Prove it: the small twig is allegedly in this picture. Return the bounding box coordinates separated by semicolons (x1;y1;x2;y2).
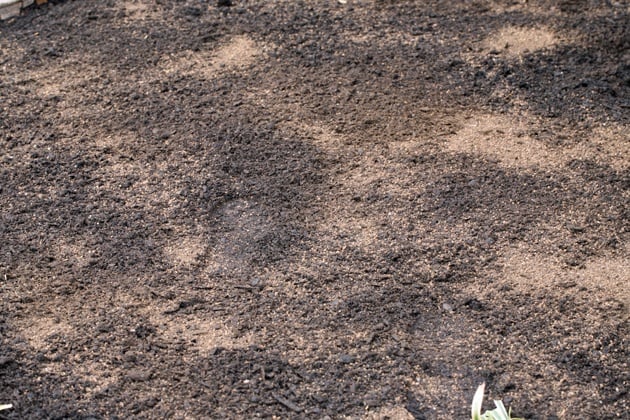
163;299;205;314
293;278;309;285
272;393;303;413
150;290;169;299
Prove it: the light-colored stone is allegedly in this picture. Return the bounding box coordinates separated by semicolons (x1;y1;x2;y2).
0;0;41;20
0;0;21;20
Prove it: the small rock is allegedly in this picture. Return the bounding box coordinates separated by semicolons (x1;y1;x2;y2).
442;303;454;312
182;6;201;16
134;324;155;339
127;369;152;382
0;356;14;367
463;298;483;310
142;397;159;408
97;323;112;333
567;224;585;233
35;352;50;363
338;354;355;364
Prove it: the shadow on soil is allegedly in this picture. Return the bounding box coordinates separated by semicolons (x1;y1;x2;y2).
1;0;628;418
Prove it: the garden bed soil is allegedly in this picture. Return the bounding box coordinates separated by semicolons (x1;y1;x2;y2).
0;0;628;418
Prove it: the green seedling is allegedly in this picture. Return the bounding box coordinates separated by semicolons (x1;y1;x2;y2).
472;383;523;420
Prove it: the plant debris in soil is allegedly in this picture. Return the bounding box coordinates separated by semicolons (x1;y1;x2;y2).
0;0;628;418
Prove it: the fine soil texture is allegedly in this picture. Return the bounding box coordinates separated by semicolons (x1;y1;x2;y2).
1;0;628;418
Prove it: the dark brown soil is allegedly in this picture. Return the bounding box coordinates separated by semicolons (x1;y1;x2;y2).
1;0;628;418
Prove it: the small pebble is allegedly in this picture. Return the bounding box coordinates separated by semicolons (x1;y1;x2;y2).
338;354;355;364
127;369;152;382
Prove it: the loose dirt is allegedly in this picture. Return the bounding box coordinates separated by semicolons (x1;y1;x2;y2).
1;0;628;418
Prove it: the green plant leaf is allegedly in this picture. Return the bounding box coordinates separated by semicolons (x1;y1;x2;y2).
472;383;486;420
487;400;510;420
471;384;524;420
